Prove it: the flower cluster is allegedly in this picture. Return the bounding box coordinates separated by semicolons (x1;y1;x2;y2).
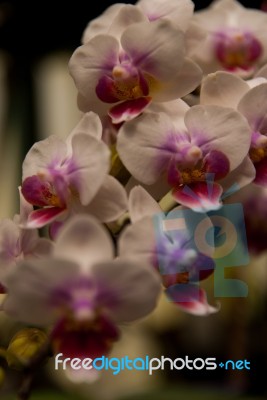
1;0;267;386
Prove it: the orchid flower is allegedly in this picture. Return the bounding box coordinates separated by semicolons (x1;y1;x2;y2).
192;0;267;77
20;112;127;232
69;19;202;124
201;71;267;186
3;215;161;359
119;186;217;316
82;0;195;43
0;192;53;292
117;101;253;211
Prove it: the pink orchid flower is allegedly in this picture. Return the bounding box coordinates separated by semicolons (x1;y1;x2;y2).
192;0;267;77
69;19;202;124
117;101;253;211
3;215;161;359
20;112;127;232
201;71;267;186
119;186;218;316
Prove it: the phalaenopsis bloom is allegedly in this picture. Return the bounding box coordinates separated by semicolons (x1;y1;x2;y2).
3;216;161;358
1;1;266;395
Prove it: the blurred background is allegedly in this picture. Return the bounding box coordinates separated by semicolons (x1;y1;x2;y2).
0;1;267;399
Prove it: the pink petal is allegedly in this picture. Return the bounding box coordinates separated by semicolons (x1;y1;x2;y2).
109;97;152;124
27;207;67;229
254;158;267;185
173;181;223;212
96;75;120;103
166;284;219;316
21;176;53;207
204;150;230;180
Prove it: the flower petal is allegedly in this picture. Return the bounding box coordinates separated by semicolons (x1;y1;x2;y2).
118;217;156;267
69;34;120;110
185;105;251;170
80;175;128;223
92;258;161;323
151;58;202;102
129;186;161;223
121;20;185;80
138;0;194;31
54;215;114;271
108;5;148;38
165;284;219;316
220;156;256;195
200;71;249;108
173;181;223;212
3;259;79;325
26;207;67;229
117;112;175;184
69;133;110;205
82;4;124;43
237;82;267;131
68;112;103;142
22;136;68;181
109;97;152;124
254;158;267;186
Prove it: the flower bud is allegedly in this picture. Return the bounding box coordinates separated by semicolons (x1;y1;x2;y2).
6;328;48;370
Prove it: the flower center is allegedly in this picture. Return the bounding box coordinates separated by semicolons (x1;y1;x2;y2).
214;29;262;70
181;167;206;185
249;147;267;163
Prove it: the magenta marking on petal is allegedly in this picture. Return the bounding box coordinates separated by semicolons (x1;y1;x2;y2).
49;221;64;240
254;158;267;185
203;150;230;180
166;285;218;315
213;30;263;71
173;182;223;211
96;75;119;103
109;97;152;123
27;207;66;228
21;176;52;207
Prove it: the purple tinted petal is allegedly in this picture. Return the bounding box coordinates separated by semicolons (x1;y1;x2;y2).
49;221;64;240
109;97;152;123
96;75;119;103
173;181;223;212
166;284;218;315
27;207;67;228
203;150;230;180
254;158;267;185
21;176;53;207
188;253;215;282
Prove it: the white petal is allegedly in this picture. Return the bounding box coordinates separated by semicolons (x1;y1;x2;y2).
237;83;267;131
3;258;79;325
220;157;256;195
200;72;249;109
70;133;110;205
185;105;251;170
129;186;161;223
69;35;120;104
152;58;202;102
121;20;185;81
117;112;175;184
68;112;103;143
108;5;147;38
255;64;267;79
82;4;124;43
81;175;128;223
138;0;194;31
92;258;161;322
22;136;67;180
118;217;156;267
54;215;114;271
